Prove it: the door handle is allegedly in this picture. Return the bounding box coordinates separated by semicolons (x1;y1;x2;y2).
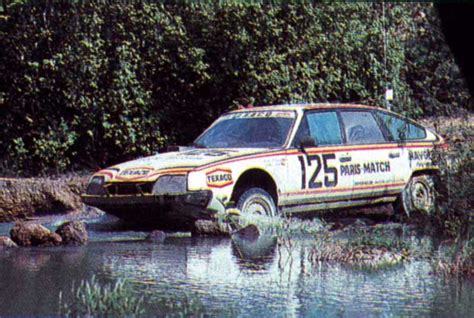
389;152;400;159
339;156;352;163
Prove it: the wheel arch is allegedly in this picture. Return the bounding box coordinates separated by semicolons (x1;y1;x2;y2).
410;168;440;181
231;168;278;206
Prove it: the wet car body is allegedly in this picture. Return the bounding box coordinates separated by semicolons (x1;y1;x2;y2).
82;104;443;227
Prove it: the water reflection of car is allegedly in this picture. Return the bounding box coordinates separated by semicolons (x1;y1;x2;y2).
231;233;278;271
82;104;443;227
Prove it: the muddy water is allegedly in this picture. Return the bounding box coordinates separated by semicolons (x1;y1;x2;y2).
1;217;474;317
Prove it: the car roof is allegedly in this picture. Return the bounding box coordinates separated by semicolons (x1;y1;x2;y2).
230;103;388;113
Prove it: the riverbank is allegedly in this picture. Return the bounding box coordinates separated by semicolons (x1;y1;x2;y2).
0;174;97;222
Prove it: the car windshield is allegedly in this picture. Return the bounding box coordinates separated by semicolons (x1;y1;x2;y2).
195;111;295;148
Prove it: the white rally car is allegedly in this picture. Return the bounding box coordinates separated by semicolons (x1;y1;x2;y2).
82;104;443;227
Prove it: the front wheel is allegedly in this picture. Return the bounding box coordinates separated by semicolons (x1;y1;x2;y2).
395;175;436;217
237;188;277;217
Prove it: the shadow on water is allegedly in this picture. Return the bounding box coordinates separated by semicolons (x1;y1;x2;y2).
1;213;474;316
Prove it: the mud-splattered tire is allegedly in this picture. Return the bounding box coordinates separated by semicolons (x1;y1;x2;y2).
237;188;277;217
395;175;436;216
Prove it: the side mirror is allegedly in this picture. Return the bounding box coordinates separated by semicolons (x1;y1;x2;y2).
398;129;406;142
298;136;317;150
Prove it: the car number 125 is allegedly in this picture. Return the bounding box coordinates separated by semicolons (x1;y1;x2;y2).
297;153;338;189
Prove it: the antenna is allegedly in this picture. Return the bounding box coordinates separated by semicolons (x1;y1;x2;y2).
382;2;393;110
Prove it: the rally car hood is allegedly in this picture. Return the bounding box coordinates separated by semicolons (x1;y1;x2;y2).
95;147;273;182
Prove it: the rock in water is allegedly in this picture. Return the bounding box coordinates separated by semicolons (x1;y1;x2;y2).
10;222;62;246
55;221;88;245
192;220;229;237
232;224;260;242
147;230;166;243
0;236;18;248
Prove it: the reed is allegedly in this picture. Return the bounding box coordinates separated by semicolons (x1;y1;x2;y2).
58;276;144;317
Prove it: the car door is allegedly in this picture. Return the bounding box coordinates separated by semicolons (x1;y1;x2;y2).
338;109;399;200
375;110;429;185
282;110;353;208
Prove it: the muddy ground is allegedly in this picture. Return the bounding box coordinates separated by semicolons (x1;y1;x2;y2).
0;175;88;222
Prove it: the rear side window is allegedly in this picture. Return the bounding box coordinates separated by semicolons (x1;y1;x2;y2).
340;111;385;145
377;112;426;141
294;111;343;146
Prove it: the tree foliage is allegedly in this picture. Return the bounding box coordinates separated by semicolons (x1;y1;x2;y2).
0;1;470;175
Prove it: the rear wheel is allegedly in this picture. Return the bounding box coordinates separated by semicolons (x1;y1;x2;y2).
237;188;277;217
395;175;436;217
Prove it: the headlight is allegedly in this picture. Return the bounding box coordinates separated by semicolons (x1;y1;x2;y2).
152;175;187;195
86;176;107;195
90;176;104;185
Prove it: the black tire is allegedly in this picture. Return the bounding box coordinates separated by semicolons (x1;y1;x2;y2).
236;188;277;217
395;175;436;217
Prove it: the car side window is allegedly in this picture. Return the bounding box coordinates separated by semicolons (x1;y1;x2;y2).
377;112;426;141
340;111;385;145
295;111;342;146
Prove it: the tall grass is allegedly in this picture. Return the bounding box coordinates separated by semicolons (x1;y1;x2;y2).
58;276;144;317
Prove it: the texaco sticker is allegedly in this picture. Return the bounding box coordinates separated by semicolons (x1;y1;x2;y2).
206;168;233;188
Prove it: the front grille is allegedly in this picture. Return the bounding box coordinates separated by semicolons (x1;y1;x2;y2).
105;182;154;195
86;183;107;195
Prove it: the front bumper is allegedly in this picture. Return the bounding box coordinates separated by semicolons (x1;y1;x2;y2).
81;191;225;226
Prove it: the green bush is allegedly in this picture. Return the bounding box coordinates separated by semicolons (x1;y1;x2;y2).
0;2;470;175
432;118;473;238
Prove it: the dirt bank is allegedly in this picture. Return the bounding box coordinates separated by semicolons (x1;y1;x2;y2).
0;175;88;222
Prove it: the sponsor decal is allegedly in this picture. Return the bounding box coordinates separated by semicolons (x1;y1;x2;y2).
222;111;296;119
340;164;362;176
206;168;233;188
263;157;287;167
340;161;390;176
116;167;154;180
409;149;432;161
185;149;233;157
362;161;391;174
408;149;433;168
